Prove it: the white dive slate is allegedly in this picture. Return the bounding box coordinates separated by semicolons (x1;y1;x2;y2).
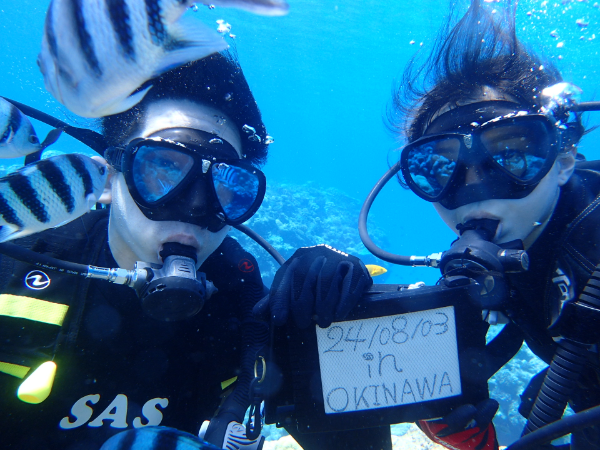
316;305;461;414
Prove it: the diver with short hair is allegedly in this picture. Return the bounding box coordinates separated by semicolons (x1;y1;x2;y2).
256;1;600;449
0;52;270;449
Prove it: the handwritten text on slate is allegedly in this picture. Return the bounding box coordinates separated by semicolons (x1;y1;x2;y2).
315;305;461;414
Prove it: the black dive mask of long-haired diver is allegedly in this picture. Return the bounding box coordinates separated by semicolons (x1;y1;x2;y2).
105;127;267;232
399;101;572;210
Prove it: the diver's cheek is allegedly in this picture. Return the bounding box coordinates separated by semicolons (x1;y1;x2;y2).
193;225;231;268
108;176;165;267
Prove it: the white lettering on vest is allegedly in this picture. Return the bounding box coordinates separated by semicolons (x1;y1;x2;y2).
88;394;129;428
59;394;100;429
133;397;169;428
60;394;170;430
552;268;573;311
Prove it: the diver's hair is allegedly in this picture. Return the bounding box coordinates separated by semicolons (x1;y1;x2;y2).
101;50;268;166
388;0;584;145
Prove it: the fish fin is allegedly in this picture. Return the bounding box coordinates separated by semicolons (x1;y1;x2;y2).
24;150;43;166
153;19;228;78
91;85;153;118
85;193;99;210
0;224;23;243
52;219;71;229
40;128;63;150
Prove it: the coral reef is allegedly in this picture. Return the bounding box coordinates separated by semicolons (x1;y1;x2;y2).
230;181;391;286
488;340;547;445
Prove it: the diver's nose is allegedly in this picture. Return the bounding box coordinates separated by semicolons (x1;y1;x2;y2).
177;177;210;215
464;165;484;185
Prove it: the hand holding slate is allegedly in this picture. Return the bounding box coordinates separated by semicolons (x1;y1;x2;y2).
253;245;373;329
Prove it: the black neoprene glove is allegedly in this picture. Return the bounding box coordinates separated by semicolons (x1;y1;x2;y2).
253;245;373;329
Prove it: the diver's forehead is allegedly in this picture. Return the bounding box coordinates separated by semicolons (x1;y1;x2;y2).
134;99;242;157
423;101;529;136
423;86;523;136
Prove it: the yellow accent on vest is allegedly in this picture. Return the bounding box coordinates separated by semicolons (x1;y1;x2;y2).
221;376;238;390
0;361;30;379
18;361;57;404
0;294;68;326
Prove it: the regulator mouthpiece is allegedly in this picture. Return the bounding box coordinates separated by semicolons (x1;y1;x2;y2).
137;243;215;321
160;242;198;263
439;219;529;310
456;218;499;241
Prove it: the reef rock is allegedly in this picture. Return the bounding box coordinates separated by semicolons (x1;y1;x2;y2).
231;181;390;286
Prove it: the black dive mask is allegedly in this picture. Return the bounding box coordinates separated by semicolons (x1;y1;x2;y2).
400;102;562;210
105;128;266;232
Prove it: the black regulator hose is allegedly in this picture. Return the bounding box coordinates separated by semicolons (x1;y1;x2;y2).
233;223;286;266
508;404;600;450
0;242;89;276
358;161;435;266
523;340;589;436
573;101;600;112
522;265;600;440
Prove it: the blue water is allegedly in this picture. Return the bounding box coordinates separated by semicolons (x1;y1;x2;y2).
1;0;598;285
0;1;599;444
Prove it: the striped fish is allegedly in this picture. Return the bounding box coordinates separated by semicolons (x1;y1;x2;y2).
213;163;240;186
100;426;220;450
0;154;108;242
0;98;41;159
38;0;288;119
38;0;228;118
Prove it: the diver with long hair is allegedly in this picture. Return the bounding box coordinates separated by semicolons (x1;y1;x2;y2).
257;1;600;449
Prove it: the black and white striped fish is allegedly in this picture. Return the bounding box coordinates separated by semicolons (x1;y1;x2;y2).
0;98;64;159
100;426;219;450
38;0;288;119
0;97;41;159
0;154;108;242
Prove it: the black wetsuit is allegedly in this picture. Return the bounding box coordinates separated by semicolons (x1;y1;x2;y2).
503;162;600;448
0;209;268;450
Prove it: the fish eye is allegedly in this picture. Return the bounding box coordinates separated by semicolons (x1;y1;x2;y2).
99;166;106;175
29;135;39;144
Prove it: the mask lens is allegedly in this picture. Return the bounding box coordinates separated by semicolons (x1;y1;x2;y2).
480;120;552;181
132;145;195;203
212;163;260;221
404;136;462;198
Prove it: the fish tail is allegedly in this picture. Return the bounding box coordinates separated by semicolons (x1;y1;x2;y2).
40;128;63;151
152;18;228;78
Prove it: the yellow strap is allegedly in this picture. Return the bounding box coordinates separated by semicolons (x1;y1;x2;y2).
0;361;30;379
221;376;238;390
0;294;68;326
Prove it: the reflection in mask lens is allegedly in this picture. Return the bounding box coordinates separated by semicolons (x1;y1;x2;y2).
480;121;550;181
405;137;461;198
212;163;259;220
133;146;195;203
